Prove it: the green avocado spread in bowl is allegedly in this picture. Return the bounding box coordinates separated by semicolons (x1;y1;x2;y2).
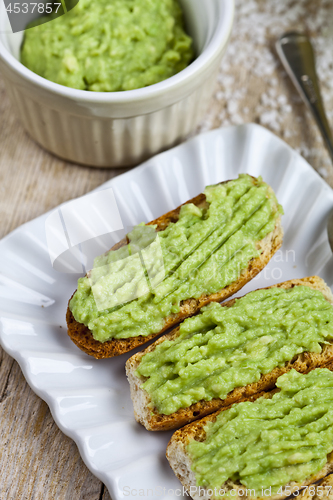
20;0;194;92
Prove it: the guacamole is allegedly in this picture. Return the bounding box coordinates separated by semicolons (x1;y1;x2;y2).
187;369;333;494
69;175;282;341
137;285;333;414
20;0;194;91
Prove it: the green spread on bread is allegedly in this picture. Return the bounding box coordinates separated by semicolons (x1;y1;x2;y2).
69;175;282;341
187;368;333;494
136;285;333;414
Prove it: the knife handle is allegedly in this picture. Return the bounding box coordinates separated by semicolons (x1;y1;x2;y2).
276;31;333;163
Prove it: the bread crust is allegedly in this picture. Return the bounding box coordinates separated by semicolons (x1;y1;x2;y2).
166;391;333;500
300;473;333;500
66;178;283;358
126;276;333;431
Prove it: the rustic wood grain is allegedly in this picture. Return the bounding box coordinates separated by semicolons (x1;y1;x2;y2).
1;0;333;498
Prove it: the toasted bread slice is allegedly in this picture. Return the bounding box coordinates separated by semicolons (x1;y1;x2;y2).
66;178;283;359
166;386;333;500
301;473;333;500
126;276;333;431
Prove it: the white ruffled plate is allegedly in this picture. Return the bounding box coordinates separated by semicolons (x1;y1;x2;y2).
1;124;333;499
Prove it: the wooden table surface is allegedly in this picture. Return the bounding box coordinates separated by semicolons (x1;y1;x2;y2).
1;1;333;498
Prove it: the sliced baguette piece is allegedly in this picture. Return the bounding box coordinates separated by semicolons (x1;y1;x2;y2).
66;177;283;359
126;276;333;431
301;473;333;500
166;387;333;500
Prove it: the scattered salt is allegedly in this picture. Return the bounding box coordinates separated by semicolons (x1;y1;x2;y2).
194;0;333;178
319;167;329;178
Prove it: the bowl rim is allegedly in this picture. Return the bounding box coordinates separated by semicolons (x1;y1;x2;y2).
0;0;234;104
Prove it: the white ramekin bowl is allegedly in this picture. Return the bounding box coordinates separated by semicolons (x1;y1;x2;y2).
0;0;234;167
